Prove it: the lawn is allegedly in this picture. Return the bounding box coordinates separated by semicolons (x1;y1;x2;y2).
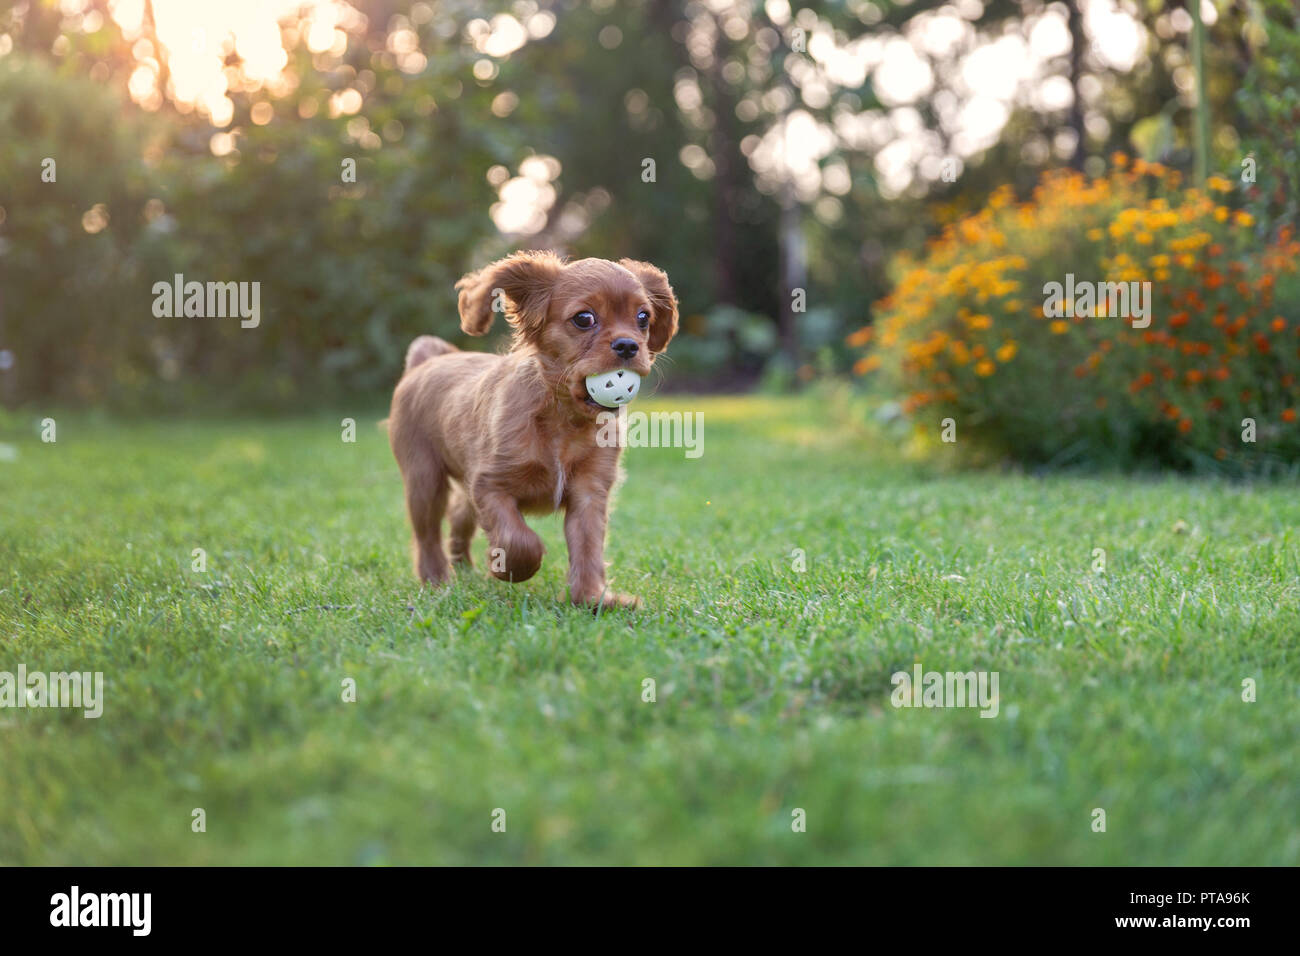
0;395;1296;865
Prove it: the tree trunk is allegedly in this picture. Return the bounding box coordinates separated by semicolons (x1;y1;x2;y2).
1067;1;1087;170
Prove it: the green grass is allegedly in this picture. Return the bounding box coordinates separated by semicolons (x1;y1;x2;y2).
1;395;1297;865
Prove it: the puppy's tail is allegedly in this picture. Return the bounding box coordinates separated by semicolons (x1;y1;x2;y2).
404;335;456;373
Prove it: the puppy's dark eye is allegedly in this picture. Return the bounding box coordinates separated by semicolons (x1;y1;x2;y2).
572;310;596;330
636;309;650;331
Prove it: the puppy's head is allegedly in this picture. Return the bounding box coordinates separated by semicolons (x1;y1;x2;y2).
456;252;679;416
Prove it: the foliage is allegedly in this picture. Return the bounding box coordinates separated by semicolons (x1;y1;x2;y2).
150;36;525;405
0;56;163;405
1;1;1296;409
1236;0;1300;230
855;159;1300;471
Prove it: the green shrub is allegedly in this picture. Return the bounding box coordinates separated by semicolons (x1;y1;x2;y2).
852;161;1300;472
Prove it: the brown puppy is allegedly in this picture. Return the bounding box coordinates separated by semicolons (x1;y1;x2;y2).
388;252;678;609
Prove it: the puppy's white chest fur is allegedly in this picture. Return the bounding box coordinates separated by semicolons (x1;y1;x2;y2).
553;453;566;510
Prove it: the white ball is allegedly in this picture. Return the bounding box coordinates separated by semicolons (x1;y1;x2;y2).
585;369;642;408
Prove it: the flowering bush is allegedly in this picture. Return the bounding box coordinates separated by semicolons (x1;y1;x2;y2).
852;159;1300;471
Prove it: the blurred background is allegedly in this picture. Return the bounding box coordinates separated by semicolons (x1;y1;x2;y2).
0;0;1294;428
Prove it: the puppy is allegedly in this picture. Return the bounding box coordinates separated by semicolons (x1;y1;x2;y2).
388;252;678;609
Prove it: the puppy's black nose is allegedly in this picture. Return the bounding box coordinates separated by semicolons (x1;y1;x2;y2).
611;337;639;360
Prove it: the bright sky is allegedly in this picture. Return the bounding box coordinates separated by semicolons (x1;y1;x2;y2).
109;0;351;126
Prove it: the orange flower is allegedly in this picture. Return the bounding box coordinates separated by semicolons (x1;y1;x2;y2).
1169;311;1190;328
1272;317;1287;333
853;355;882;375
975;359;995;377
1129;372;1155;393
1283;409;1298;424
1178;418;1193;434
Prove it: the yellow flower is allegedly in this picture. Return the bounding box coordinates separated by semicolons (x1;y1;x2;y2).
968;313;993;330
975;359;995;377
1087;228;1104;241
1050;320;1069;334
1234;210;1255;227
995;341;1018;362
1136;231;1153;244
1214;206;1229;222
1207;175;1232;193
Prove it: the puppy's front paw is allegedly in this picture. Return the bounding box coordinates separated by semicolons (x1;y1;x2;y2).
487;530;545;583
415;550;452;586
573;590;642;612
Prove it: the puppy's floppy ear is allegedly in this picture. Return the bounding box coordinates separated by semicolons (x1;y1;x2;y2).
455;250;564;337
619;259;678;353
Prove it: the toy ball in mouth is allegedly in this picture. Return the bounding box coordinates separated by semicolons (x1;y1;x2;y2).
585;369;642;408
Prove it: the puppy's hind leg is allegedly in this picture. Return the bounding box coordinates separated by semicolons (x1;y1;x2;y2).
447;483;478;568
402;453;452;585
